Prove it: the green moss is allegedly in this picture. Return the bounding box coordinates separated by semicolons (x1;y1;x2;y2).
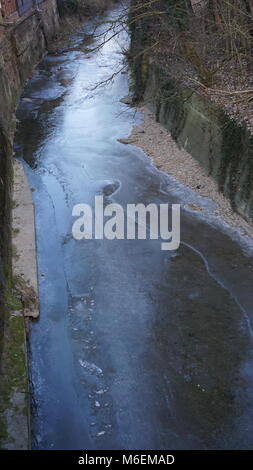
137;58;253;222
5;292;23;311
11;200;18;210
141;50;149;88
0;416;8;442
218;115;253;214
0;269;28;449
4;273;23;312
4;316;26;386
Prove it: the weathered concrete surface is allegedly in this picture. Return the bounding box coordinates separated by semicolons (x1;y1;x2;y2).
0;309;30;450
15;5;253;450
0;171;33;449
129;6;253;226
0;159;39;449
12;159;39;319
141;63;253;224
0;127;12;353
0;0;59;344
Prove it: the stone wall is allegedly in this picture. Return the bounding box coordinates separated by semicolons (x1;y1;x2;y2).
129;0;253;225
143;63;253;223
0;0;59;393
0;0;59;449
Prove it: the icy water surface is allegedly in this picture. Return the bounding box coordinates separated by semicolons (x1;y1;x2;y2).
15;5;253;450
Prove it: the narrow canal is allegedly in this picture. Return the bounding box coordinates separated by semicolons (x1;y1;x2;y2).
15;4;253;450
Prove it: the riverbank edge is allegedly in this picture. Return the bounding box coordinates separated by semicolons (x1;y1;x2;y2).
0;161;37;449
129;14;253;226
0;0;120;449
0;159;39;450
0;0;60;449
128;104;253;240
0;0;61;448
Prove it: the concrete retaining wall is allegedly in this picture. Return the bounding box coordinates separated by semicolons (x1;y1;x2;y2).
143;62;253;224
0;0;59;448
0;0;59;348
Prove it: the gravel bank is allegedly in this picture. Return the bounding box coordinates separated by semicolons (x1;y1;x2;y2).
129;105;253;238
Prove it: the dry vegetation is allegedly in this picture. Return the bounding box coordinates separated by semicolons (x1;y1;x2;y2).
54;1;253;132
128;0;253;132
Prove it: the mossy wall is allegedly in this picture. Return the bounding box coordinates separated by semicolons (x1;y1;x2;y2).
141;59;253;223
0;0;60;448
0;0;60;358
129;0;253;223
0;129;13;359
